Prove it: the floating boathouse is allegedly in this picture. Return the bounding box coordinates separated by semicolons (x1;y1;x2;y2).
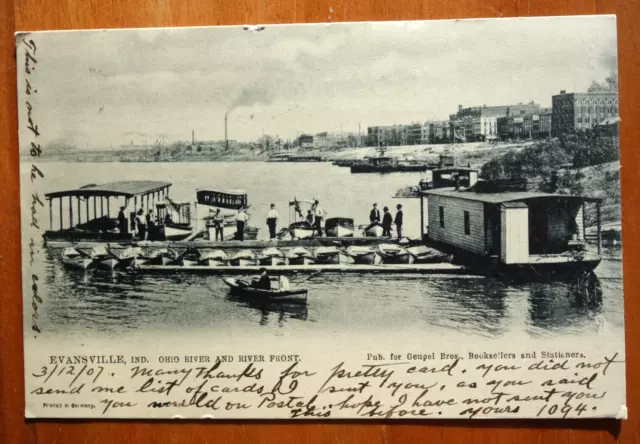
419;186;604;272
43;181;173;241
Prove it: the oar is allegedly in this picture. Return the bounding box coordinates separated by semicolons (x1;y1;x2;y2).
292;270;321;287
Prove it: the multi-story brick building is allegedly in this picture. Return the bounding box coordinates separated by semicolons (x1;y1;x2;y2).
366;125;409;147
424;121;452;144
449;102;540;142
497;108;552;141
551;90;618;136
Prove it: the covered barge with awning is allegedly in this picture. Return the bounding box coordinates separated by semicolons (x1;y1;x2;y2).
43;180;180;242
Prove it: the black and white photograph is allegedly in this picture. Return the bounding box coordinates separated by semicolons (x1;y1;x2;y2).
18;16;626;419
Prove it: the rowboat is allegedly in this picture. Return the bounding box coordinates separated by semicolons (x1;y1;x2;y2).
286;247;315;265
364;223;384;237
162;225;194;241
289;221;315;239
116;246;146;268
198;249;228;267
325;218;355;237
144;248;176;266
406;245;452;263
314;246;354;265
223;277;308;303
377;244;413;264
61;247;94;270
259;247;287;266
230;249;258;266
89;246;120;270
345;246;380;265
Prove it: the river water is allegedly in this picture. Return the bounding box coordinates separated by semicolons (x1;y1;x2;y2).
22;161;624;343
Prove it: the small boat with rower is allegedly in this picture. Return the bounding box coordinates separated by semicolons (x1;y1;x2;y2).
223;277;308;304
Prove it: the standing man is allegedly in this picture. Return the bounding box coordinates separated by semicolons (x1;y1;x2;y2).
236;206;250;241
117;206;128;236
381;206;392;237
369;203;380;225
306;209;315;226
135;209;146;240
313;200;326;237
395;204;404;239
266;204;279;239
146;209;156;241
213;209;225;241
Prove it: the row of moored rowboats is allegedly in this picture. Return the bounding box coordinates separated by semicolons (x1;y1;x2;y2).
60;244;452;270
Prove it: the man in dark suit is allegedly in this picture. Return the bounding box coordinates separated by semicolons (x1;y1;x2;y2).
382;206;393;237
394;204;404;239
253;268;271;290
117;206;128;236
369;203;380;224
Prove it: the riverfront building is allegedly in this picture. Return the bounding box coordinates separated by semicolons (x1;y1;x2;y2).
496;108;552;141
448;102;541;142
551;90;619;136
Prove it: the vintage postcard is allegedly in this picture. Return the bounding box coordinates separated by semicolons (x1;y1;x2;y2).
17;16;626;419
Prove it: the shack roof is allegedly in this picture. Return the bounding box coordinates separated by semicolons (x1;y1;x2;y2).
434;167;479;173
45;181;172;199
422;187;602;204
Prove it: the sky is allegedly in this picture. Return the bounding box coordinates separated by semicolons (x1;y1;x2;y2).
17;16;618;149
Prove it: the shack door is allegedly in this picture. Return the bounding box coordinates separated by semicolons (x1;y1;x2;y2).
500;202;529;264
528;201;548;254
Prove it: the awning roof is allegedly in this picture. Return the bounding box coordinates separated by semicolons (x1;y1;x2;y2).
196;188;247;196
422;187;602;204
45;181;172;199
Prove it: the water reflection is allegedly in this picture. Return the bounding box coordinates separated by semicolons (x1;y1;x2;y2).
225;293;309;325
527;272;603;335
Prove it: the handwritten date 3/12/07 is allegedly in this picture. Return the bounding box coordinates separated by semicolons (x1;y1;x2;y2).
25;352;624;419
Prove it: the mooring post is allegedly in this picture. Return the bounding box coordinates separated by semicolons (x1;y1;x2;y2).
420;195;425;239
596;202;602;255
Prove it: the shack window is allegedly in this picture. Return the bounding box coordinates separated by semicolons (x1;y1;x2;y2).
439;206;445;228
464;211;470;235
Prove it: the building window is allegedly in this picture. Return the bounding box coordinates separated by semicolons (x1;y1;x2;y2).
464;211;470;235
439;206;445;228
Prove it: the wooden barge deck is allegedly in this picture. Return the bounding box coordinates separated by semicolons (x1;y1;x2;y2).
130;263;476;275
44;236;426;250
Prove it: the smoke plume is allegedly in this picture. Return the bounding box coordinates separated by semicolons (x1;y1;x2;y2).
226;84;274;116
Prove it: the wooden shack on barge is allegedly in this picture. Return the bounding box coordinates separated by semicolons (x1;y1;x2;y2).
419;186;604;274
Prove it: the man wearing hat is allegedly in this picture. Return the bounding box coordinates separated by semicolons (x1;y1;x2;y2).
235;206;250;241
394;204;404;239
266;203;279;239
381;206;393;237
369;203;380;224
146;208;157;241
117;205;128;236
252;267;271;290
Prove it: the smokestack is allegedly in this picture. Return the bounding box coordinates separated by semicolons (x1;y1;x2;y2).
192;130;194;144
224;112;228;150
